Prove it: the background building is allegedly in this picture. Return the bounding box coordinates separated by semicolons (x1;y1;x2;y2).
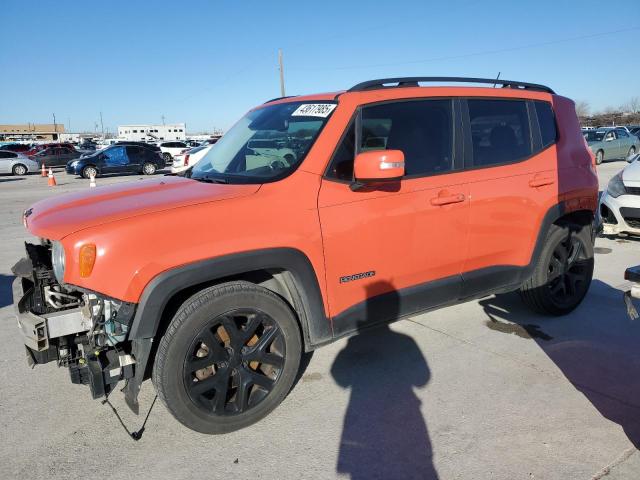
0;123;64;141
117;123;186;141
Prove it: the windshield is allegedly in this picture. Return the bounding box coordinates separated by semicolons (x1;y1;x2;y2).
189;101;336;183
585;131;606;142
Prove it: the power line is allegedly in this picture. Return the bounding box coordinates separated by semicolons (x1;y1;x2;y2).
290;26;640;72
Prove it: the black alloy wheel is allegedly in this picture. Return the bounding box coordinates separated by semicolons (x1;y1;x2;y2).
183;308;285;415
546;234;591;309
153;281;302;434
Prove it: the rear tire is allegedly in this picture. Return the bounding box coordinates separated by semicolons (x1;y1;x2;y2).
628;146;636;159
595;150;604;165
153;281;302;434
163;152;172;164
519;223;594;316
142;162;157;175
12;164;27;176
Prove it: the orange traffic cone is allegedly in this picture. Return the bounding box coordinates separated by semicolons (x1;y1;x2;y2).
48;168;57;187
41;163;46;177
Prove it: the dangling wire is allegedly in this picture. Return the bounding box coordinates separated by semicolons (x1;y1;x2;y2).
102;394;158;441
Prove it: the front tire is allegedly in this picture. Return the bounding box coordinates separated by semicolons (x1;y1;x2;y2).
82;165;98;179
628;146;636;159
153;281;302;434
163;152;172;164
12;164;27;175
519;223;594;315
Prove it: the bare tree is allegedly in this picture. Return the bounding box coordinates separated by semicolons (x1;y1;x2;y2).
625;97;640;114
575;100;590;118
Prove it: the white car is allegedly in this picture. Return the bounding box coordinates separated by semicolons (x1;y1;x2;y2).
159;141;188;164
246;139;297;168
600;155;640;236
171;144;213;174
0;150;40;175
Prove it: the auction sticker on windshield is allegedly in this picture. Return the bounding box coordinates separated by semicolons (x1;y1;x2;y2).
291;104;337;118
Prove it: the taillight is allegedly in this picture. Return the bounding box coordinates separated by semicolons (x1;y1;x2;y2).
184;154;190;166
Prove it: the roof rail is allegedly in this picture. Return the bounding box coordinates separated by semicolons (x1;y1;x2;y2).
348;77;555;94
263;95;298;104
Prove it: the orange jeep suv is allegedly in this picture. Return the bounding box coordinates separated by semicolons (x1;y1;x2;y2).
12;77;599;434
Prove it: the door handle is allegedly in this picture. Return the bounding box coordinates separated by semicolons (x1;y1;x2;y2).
430;192;465;206
528;177;555;188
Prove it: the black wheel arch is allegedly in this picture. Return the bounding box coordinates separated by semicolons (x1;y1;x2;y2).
128;247;331;348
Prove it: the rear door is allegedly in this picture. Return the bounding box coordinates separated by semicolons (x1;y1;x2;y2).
460;98;557;297
319;98;469;334
617;130;632;157
126;146;143;172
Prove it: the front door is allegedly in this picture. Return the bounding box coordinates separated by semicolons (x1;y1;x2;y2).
318;98;469;336
101;146;129;174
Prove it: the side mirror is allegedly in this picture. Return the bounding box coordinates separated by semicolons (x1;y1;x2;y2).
353;150;405;187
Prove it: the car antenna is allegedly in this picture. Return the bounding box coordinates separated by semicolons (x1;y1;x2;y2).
493;72;501;88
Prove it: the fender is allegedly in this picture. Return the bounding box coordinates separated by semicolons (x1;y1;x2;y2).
123;247;331;413
128;247;331;346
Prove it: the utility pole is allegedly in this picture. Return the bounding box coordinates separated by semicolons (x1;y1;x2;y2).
278;49;286;97
161;114;165;125
52;113;58;142
99;111;104;137
68;117;71;132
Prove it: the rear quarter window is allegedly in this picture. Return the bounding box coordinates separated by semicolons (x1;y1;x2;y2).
534;101;557;148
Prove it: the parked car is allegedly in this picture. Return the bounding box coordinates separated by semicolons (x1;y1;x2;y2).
158;141;188;163
600;155;640;236
25;142;76;156
66;144;165;178
11;76;598;434
246;139;297;168
0;143;32;153
171;144;213;174
29;144;81;167
0;150;39;175
585;128;639;164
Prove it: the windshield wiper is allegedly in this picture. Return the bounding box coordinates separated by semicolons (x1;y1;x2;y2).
195;176;229;184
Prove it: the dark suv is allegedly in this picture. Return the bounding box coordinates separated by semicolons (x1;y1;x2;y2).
66;144;165;178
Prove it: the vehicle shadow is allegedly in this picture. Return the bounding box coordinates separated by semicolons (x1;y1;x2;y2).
479;280;640;448
330;281;438;480
0;177;25;183
0;274;15;308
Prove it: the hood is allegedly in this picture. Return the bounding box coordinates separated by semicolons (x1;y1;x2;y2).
623;159;640;187
25;176;260;239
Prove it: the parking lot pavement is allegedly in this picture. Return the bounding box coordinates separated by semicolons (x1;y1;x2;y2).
0;160;638;479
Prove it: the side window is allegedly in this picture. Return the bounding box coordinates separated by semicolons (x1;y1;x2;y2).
618;130;629;138
605;131;616;140
0;151;10;158
468;99;532;166
534;101;557;148
360;99;454;176
126;146;142;159
104;146;129;165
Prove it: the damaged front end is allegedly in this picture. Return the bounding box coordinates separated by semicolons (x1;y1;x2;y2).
12;241;137;400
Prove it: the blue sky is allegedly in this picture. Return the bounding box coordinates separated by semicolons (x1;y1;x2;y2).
1;0;638;133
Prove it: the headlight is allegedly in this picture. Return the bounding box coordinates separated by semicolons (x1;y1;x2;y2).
51;241;66;283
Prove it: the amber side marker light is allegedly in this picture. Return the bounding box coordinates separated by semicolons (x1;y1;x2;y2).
79;244;97;277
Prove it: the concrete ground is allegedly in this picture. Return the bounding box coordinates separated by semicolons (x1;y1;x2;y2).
0;161;638;479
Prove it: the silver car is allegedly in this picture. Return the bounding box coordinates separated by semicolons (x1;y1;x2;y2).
0;150;40;175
